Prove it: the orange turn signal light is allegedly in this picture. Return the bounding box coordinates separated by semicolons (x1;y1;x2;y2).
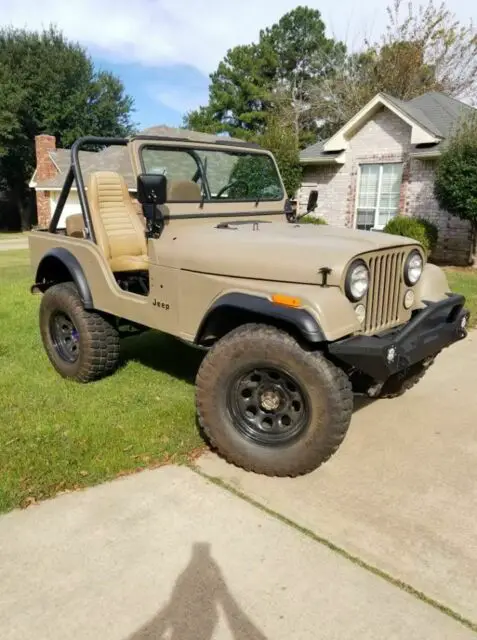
271;294;302;308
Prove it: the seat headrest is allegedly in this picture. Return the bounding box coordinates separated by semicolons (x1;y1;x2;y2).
65;214;84;238
167;180;201;202
88;171;130;201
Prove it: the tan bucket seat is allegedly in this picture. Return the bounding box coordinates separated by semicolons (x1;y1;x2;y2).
87;171;149;272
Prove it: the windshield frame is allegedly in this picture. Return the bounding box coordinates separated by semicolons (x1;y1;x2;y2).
139;143;285;204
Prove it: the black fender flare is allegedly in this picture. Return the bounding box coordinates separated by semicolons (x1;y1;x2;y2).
196;292;325;345
33;248;93;308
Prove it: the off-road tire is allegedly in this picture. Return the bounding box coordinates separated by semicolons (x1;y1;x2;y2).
379;357;436;399
39;282;120;383
195;324;353;477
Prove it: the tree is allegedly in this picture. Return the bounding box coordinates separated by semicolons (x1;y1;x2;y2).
383;0;477;101
258;110;302;198
184;7;345;147
316;0;477;134
261;6;346;147
184;42;276;140
0;26;135;229
434;114;477;263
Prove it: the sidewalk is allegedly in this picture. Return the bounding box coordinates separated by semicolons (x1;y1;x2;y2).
0;238;28;252
0;466;473;640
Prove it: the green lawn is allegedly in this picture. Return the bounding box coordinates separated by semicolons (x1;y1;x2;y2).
0;232;27;240
0;250;204;513
0;251;476;513
445;268;477;328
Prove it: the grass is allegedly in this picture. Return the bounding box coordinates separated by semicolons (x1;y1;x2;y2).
0;251;476;513
0;231;27;240
445;267;477;328
0;250;204;513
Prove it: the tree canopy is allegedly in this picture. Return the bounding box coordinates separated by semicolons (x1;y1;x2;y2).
434;114;477;262
184;6;344;147
317;0;477;134
0;26;135;228
185;1;477;159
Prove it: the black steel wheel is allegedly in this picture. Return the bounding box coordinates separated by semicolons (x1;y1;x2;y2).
49;311;80;363
227;366;310;446
196;323;353;477
39;282;120;382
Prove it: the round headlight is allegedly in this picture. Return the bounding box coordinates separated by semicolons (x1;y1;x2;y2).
345;260;369;301
404;250;423;286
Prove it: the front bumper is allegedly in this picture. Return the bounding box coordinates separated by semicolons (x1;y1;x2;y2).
328;294;470;382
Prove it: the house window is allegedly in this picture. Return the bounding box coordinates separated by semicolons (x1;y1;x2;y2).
356;163;403;230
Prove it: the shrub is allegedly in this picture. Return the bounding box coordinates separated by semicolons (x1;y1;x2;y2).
299;215;327;225
383;216;438;254
434;114;477;262
416;217;439;253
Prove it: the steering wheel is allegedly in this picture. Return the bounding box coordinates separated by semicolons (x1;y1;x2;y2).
215;179;249;198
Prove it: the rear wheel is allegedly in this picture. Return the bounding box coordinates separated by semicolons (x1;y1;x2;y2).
196;324;353;477
39;282;120;382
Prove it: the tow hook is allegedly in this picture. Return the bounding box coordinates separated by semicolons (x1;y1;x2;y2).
367;381;384;398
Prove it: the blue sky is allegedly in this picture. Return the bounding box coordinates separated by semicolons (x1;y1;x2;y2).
3;0;475;130
95;59;209;129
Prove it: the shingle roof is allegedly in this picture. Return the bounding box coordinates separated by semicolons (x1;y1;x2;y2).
299;139;343;162
407;92;475;138
300;91;477;162
138;125;248;145
380;92;444;137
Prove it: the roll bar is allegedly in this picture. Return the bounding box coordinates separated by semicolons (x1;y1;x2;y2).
48;136;128;242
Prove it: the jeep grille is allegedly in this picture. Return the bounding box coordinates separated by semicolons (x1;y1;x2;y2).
364;250;406;334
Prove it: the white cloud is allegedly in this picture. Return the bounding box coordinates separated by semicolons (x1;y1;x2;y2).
149;84;209;114
1;0;385;74
2;0;474;74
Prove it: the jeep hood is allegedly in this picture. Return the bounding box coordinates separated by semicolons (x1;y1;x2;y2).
170;221;418;286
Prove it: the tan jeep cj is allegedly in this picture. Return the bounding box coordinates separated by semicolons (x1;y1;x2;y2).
28;130;470;477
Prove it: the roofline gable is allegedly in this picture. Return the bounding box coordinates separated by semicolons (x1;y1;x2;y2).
323;93;441;152
300;151;346;165
48;151;62;173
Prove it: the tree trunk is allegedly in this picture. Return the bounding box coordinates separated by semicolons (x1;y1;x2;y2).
12;186;33;231
472;223;477;266
18;199;32;231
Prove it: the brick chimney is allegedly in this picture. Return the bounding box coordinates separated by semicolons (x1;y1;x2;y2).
34;134;57;227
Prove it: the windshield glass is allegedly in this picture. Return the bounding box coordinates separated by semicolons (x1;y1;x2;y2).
141;146;284;202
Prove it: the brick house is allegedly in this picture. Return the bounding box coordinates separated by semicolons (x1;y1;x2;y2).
30;134;136;229
298;91;476;265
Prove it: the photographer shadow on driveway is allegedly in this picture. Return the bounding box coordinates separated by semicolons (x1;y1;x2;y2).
128;542;267;640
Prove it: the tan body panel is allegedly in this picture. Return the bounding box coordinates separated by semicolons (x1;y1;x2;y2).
155;219;417;286
29;229;358;342
29;232;180;336
29;133;454;347
29;225;452;345
177;270;360;342
416;263;452;303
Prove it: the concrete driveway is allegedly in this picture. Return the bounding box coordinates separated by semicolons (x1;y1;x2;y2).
0;237;28;251
199;333;477;625
1;466;475;640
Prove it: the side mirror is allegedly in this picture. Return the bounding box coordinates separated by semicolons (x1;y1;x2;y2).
137;174;167;239
284;198;296;222
306;190;318;213
137;173;167;205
